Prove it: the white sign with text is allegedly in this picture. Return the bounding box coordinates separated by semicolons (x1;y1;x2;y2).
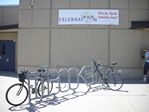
58;9;119;25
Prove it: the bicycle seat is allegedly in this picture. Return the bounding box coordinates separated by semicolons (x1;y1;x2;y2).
111;62;117;65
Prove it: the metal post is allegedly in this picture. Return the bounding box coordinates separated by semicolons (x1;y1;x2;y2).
41;66;44;100
27;72;31;104
35;77;37;98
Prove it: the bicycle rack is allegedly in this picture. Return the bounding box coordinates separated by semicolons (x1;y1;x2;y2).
78;65;95;86
48;69;60;94
27;71;41;104
58;68;70;92
27;65;60;104
58;67;80;92
68;67;79;91
27;65;96;104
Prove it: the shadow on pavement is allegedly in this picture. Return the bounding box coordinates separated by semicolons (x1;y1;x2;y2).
2;72;148;112
8;84;129;112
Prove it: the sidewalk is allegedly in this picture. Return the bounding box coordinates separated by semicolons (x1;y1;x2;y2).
0;73;149;112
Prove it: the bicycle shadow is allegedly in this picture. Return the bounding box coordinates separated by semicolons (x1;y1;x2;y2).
8;84;128;112
8;91;88;112
8;89;89;112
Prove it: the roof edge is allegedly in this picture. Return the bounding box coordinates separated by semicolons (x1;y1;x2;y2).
0;24;18;30
130;21;149;29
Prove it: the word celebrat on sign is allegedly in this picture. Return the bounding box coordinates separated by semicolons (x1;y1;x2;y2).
58;9;119;25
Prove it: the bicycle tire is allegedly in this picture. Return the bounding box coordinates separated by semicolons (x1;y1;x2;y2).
106;72;123;91
5;83;28;106
37;81;53;96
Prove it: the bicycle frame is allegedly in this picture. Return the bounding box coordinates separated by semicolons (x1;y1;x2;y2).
92;60;121;85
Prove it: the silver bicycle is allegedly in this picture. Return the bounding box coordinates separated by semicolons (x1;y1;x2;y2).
91;59;123;90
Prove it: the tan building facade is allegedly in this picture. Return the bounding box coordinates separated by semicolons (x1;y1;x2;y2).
0;0;149;78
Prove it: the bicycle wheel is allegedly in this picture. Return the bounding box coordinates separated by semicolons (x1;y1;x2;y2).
37;81;53;96
106;72;123;91
5;83;28;106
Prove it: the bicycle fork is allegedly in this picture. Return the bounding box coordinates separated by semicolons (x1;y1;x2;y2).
16;84;24;96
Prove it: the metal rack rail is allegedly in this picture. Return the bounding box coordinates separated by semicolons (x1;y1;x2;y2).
27;65;95;104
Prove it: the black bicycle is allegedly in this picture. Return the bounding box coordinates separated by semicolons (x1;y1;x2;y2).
5;69;53;106
92;59;123;90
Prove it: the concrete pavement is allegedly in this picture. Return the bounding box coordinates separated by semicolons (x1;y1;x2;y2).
0;74;149;112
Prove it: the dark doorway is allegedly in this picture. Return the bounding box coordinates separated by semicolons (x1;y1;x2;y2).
0;40;15;72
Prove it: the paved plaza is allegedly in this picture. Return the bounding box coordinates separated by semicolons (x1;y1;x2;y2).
0;73;149;112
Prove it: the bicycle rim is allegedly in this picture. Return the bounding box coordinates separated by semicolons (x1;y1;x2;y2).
38;81;53;96
5;83;28;106
106;73;123;91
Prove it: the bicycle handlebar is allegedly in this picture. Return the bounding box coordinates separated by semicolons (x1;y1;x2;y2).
92;59;101;66
92;59;117;68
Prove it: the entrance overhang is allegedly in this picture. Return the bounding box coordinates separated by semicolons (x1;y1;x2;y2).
0;24;18;32
130;21;149;30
